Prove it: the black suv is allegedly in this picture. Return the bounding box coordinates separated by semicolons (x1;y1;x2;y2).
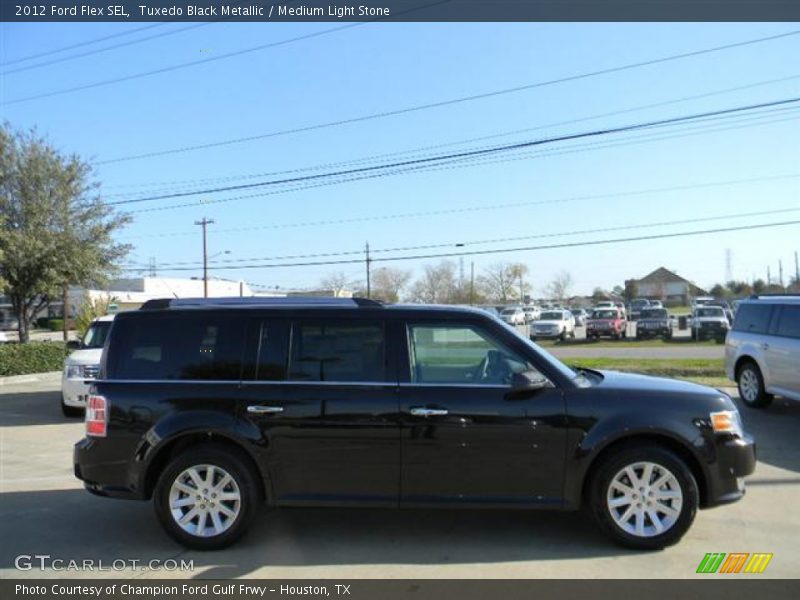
635;308;673;340
74;297;755;550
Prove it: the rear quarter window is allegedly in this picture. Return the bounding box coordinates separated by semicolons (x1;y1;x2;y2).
775;305;800;339
107;314;245;380
733;304;773;334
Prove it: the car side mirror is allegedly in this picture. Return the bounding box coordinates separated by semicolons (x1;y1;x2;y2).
511;370;551;391
66;340;81;350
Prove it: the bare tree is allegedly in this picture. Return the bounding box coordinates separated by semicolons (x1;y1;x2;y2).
548;271;573;302
407;261;459;303
319;272;351;297
479;262;530;303
371;267;412;303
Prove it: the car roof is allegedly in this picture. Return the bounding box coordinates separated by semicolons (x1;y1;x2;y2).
738;295;800;305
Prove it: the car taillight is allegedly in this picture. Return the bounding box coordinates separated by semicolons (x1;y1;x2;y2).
86;395;108;437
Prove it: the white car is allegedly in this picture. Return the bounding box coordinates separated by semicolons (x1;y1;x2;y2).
499;306;526;326
691;306;730;343
522;306;541;323
725;296;800;408
530;309;576;341
61;315;115;417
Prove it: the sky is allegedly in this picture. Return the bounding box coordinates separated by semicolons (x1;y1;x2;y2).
2;22;799;297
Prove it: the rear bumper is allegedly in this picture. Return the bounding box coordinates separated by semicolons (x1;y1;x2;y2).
73;438;146;501
704;434;756;508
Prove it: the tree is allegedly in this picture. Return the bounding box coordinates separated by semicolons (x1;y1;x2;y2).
479;262;529;303
709;283;727;298
74;294;115;338
407;261;459;303
0;125;131;342
548;271;573;302
752;279;767;294
370;267;411;303
623;280;638;302
319;272;352;297
592;287;608;301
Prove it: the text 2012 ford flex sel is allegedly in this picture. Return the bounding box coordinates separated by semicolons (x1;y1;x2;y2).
74;297;755;550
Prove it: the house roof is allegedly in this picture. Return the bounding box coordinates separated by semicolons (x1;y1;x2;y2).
633;267;707;294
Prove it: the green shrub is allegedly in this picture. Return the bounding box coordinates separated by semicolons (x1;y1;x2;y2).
0;342;69;376
48;319;64;332
36;317;50;329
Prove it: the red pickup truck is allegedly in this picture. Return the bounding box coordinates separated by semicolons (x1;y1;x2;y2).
587;308;628;340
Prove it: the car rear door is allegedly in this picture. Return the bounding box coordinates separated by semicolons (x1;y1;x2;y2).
766;305;800;397
238;314;400;506
398;319;566;507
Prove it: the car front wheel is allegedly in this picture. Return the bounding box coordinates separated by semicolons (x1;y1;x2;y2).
154;445;261;550
589;445;698;550
736;361;773;409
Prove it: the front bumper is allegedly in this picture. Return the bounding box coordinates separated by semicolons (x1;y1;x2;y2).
531;329;561;338
704;433;756;508
61;376;92;407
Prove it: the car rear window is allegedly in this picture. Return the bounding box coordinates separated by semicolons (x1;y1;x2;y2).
108;315;245;380
733;303;772;334
775;305;800;339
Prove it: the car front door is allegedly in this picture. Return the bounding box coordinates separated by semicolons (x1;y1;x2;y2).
767;305;800;397
239;316;400;507
398;321;566;507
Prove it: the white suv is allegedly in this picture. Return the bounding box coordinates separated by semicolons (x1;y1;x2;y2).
725;296;800;408
499;306;526;326
61;315;115;417
530;309;575;341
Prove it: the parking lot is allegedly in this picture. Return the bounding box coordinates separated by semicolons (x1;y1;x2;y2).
1;373;797;579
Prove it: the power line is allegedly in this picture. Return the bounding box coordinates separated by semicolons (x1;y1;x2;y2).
92;29;800;165
100;73;800;198
107;96;800;206
122;206;800;268
2;1;443;106
124;110;800;217
124;220;800;271
0;23;168;66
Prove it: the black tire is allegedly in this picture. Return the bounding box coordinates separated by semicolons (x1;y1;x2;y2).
559;330;566;341
61;395;84;418
588;444;698;550
154;445;261;550
736;360;773;409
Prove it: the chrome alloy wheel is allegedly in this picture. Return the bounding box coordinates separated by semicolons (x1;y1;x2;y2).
606;461;683;538
168;464;241;537
739;368;760;404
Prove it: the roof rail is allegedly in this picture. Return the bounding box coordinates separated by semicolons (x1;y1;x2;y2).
139;297;384;310
748;293;800;299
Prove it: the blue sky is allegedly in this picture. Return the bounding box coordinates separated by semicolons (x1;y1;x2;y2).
2;22;799;296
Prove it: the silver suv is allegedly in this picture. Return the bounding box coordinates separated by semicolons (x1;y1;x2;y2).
725;295;800;408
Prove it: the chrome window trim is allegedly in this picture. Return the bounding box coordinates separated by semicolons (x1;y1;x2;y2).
89;379;535;389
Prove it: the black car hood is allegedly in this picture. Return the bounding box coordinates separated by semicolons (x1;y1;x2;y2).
593;369;716;395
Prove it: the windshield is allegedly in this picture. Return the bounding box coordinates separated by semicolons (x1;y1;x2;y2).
631;300;649;309
570;309;582;315
591;310;618;319
82;320;112;349
540;311;563;320
641;308;668;319
501;308;519;315
695;307;724;318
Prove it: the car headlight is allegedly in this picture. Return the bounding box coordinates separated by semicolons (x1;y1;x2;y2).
710;410;743;437
65;364;99;379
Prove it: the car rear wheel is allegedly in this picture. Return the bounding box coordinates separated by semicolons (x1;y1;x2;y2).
60;395;83;418
154;445;261;550
589;445;698;550
736;361;773;409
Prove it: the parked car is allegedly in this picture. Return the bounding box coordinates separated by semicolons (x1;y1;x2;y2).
691;306;730;343
570;308;589;326
587;308;628;340
635;308;673;340
594;301;615;310
523;306;541;323
499;306;526;326
628;299;651;321
61;315;115;417
73;297;755;551
530;309;575;340
725;295;800;408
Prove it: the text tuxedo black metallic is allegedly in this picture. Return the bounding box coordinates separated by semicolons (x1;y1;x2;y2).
73;298;755;550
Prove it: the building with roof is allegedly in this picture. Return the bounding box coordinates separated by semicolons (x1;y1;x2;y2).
625;267;707;306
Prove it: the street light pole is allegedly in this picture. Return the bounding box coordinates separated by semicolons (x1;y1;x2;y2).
195;218;215;298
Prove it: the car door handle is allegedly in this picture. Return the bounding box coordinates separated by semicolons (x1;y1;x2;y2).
247;405;284;414
410;407;449;417
761;343;769;350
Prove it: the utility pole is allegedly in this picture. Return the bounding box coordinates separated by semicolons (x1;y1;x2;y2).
195;218;215;298
365;242;372;299
518;273;524;304
779;260;784;291
470;261;475;306
795;251;799;287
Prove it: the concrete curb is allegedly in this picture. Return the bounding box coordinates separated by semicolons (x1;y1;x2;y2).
0;371;61;386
